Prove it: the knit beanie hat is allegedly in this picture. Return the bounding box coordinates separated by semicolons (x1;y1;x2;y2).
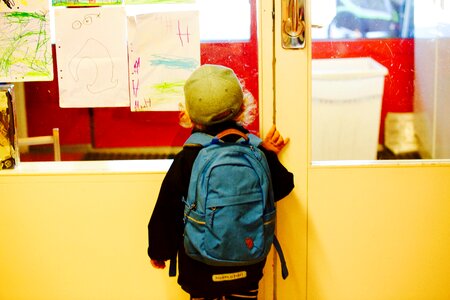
184;64;244;126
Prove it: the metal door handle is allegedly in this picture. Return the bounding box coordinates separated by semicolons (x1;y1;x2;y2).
282;0;306;49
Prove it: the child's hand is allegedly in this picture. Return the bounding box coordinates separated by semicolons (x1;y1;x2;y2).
150;259;166;269
262;125;290;154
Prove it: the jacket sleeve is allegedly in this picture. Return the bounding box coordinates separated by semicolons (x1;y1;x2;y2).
147;147;200;260
147;154;187;260
261;148;295;201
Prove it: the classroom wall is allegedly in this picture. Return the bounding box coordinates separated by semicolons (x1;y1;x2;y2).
0;161;278;300
0;163;190;300
2;135;450;300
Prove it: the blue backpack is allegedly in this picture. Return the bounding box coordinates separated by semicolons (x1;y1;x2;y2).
182;129;288;279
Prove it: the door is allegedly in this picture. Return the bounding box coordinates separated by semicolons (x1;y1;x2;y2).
268;0;450;299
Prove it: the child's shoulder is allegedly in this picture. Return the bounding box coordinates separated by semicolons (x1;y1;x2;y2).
173;144;203;163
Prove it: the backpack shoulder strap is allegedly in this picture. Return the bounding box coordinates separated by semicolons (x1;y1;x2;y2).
214;129;263;147
215;128;248;142
273;235;289;279
247;133;262;147
169;256;177;277
211;128;263;147
184;132;214;147
184;130;262;148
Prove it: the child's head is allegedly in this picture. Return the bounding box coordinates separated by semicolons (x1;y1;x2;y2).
180;64;256;129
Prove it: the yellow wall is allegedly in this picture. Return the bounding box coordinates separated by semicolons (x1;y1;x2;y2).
0;166;189;300
308;164;450;300
1;161;450;300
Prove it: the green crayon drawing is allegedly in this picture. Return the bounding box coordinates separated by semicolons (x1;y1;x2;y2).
0;10;53;81
52;0;122;6
152;80;184;94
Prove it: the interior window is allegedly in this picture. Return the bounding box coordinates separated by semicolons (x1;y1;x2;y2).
310;0;445;161
16;0;258;162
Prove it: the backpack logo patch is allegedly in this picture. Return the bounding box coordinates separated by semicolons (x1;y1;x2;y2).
245;237;254;250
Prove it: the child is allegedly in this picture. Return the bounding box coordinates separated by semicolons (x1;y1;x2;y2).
148;64;294;300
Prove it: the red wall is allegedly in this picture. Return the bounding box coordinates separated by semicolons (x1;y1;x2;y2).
312;38;415;144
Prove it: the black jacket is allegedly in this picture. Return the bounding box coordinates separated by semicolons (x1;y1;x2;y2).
148;122;294;297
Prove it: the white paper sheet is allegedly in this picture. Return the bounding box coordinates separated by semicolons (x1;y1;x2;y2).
128;10;200;111
0;0;53;82
55;6;130;108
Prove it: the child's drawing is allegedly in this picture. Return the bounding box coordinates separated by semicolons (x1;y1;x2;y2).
55;7;129;107
52;0;122;7
1;0;48;11
128;10;200;111
0;3;53;82
69;38;119;94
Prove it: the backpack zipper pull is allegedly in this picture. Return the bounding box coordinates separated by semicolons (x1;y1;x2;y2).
183;202;197;224
249;145;262;159
209;207;217;227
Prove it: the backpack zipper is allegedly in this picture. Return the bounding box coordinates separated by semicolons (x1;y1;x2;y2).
209;207;217;227
249;145;262;159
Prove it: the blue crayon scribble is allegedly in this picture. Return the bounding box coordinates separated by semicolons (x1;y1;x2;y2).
149;55;198;70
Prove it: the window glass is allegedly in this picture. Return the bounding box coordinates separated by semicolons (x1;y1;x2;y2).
311;0;419;161
19;0;258;162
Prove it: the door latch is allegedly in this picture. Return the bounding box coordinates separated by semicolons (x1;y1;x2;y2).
282;0;306;49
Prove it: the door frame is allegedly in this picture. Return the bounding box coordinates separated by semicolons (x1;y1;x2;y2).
262;0;450;299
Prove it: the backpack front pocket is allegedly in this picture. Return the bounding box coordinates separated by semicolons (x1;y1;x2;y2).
204;196;266;265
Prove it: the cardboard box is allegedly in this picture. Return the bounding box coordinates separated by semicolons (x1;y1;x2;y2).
384;112;418;155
